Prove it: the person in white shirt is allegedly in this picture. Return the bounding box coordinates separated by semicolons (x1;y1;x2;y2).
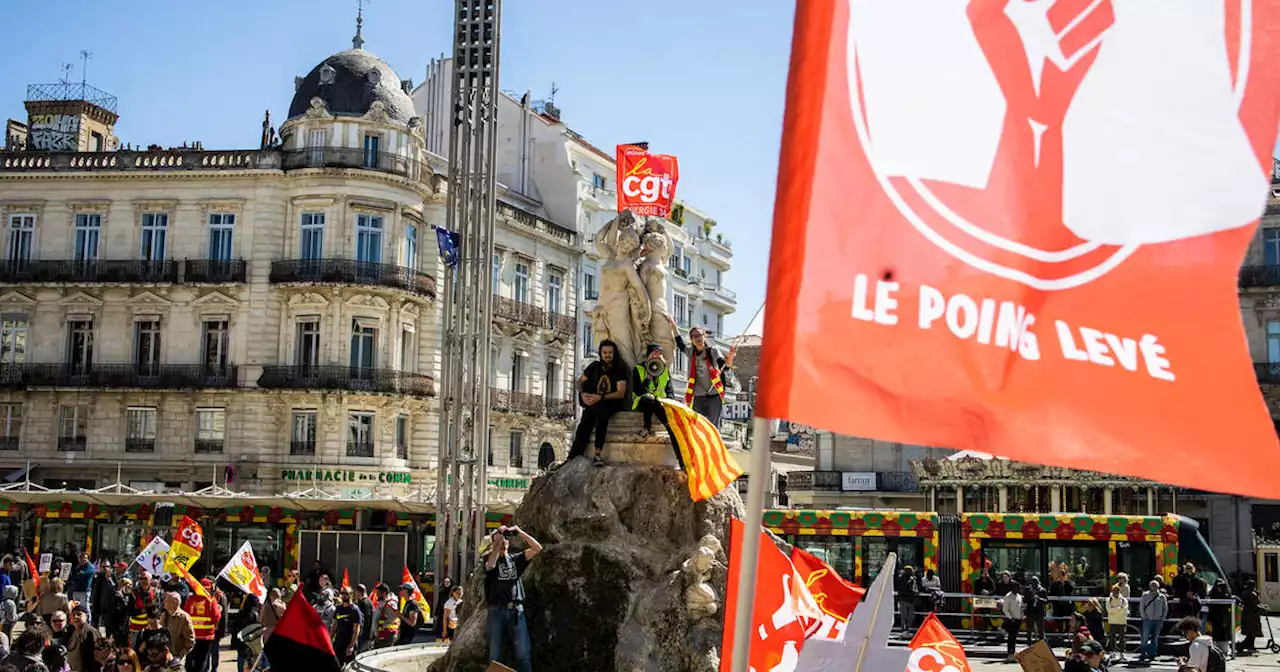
1176;616;1214;672
442;585;463;643
1001;585;1024;663
1106;584;1129;661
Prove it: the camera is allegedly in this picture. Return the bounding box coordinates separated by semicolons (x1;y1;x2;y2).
502;529;517;538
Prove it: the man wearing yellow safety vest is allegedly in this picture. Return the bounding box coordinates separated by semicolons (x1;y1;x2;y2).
182;578;221;672
666;315;737;427
373;582;400;649
630;344;685;470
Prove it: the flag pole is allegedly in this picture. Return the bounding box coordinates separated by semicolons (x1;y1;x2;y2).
730;416;774;672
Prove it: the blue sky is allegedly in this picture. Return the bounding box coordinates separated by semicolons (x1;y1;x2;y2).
0;0;793;337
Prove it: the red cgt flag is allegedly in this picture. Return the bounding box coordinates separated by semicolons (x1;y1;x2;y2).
616;144;679;218
907;613;972;672
789;546;866;641
758;0;1280;497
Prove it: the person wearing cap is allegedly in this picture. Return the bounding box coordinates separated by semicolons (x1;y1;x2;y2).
353;584;374;654
630;343;686;470
394;583;423;646
1075;638;1108;671
372;584;400;649
181;580;220;672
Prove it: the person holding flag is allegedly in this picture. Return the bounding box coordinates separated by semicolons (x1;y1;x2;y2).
261;585;340;672
394;583;423;646
181;577;220;672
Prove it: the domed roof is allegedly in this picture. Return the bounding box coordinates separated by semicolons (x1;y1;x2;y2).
288;48;415;123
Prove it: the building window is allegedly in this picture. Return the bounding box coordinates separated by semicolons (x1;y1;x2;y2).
547;272;563;314
492;254;500;295
0;403;21;450
6;214;34;265
511;351;525;392
58;404;89;452
66;318;94;373
348;412;375;457
673;294;688;328
356;215;383;264
90;131;104;152
405;223;418;270
295;318;320;369
1266;228;1280;266
717;314;724;335
300;213;325;260
592;173;607;190
203;320;230;370
363;134;380;168
682;254;692;276
545;359;560;400
126;407;156;453
307;128;326;163
1266;552;1279;583
399;326;415;372
208;213;235;261
140;213;168;261
350;319;378;370
291;410;317;455
514;261;530;303
1270;321;1280;363
396;416;408;459
509;430;523;468
134;319;162;374
583;322;594;352
487;428;494;467
0;314;27;366
195;408;225;453
584;272;598;300
74;214;101;263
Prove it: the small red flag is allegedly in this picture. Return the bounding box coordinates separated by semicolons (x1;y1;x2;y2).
262;592;340;672
23;549;38;579
789;546;866;641
341;569;350;591
908;612;972;672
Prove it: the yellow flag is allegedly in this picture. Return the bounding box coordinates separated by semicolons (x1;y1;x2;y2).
659;398;744;501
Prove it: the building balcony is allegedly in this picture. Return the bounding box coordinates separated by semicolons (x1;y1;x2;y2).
257;365;436;397
497;202;577;247
545;397;575;419
58;436;86;452
786;469;921;494
1;363;239;389
490;387;546;415
1239;264;1280;288
703;284;738;308
193;439;223;454
0;259;179;285
269;259;436;299
0;148;274;174
125;439;155;453
281;147;428;184
290;440;317;456
696;236;733;266
547;311;576;339
493;295;546;329
347;441;375;458
183;259;248;284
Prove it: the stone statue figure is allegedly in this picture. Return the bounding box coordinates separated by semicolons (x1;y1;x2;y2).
637;219;677;359
589;211;651;368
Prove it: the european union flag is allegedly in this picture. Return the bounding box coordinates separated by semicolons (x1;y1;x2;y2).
434;226;460;267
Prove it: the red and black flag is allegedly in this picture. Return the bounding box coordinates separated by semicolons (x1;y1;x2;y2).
263;591;340;672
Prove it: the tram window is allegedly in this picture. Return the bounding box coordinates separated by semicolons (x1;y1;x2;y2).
1047;543;1108;595
794;537;855;582
1265;553;1278;583
1177;520;1225;588
863;538;922;585
982;541;1043;585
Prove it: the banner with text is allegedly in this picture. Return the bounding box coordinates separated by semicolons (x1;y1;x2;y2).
163;515;203;575
758;0;1280;497
616;144;679;217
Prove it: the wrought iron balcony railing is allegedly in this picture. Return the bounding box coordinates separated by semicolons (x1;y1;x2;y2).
269;259;436;299
193;439;223;454
58;436;86;452
282;147;428;183
493;295;545;328
496;202;577;246
0;259;179;284
0;437;17;451
396;443;408;460
347;441;375;458
257;365;436;397
2;363;239;389
1240;264;1280;288
125;438;155;453
490;388;546;415
548;311;576;338
184;259;248;284
785;469;921;493
545;397;575;419
290;441;317;456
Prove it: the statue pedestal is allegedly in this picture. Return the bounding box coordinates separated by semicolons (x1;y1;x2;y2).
601;411;678;468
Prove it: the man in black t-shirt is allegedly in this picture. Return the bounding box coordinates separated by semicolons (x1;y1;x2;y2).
353;584;374;653
331;587;363;664
484;525;542;672
566;339;629;466
395;584;422;646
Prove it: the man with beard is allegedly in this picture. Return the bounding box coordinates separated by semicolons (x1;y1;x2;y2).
565;339;629;467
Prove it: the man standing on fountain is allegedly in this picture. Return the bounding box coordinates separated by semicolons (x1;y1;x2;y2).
666;314;735;427
567;339;629;467
631;343;686;470
485;525;542;672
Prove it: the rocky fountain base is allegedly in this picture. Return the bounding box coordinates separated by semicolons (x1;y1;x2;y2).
428;412;744;672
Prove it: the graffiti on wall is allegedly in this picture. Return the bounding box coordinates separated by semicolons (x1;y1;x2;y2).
29;114;80;151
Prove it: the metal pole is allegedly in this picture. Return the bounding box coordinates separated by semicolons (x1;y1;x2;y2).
731;416;774;672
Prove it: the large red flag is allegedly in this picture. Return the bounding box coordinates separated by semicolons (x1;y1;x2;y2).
789;546;866;641
759;0;1280;497
720;519;822;672
262;592;339;672
907;613;972;672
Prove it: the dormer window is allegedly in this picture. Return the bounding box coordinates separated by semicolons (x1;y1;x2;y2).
319;64;336;85
366;69;381;85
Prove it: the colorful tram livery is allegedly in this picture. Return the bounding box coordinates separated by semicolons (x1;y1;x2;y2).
763;510;1227;595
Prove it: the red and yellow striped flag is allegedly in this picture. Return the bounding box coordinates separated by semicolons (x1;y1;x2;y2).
659;398;744;501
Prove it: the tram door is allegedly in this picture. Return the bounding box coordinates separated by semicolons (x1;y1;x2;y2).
863;537;924;585
1117;541;1156;585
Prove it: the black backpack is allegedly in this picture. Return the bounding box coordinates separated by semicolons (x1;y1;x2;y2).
1205;641;1227;672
